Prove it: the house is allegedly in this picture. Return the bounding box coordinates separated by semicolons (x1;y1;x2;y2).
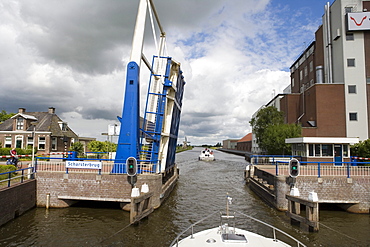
236;133;252;152
222;139;239;149
0;107;79;155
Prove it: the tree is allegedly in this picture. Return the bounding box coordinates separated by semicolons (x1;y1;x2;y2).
249;106;301;154
351;139;370;158
104;141;117;153
87;140;117;153
70;142;84;154
261;124;301;154
249;106;284;145
0;110;15;123
87;141;105;152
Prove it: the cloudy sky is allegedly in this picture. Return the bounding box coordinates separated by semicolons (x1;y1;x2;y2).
0;0;333;145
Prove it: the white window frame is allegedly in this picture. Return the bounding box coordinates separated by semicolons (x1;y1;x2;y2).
16;117;24;130
38;136;46;150
5;136;12;148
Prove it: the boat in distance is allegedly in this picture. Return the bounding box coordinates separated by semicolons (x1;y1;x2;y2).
199;148;215;161
170;196;306;247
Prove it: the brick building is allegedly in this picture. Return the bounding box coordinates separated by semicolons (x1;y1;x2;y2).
222;139;239;149
0;107;79;155
253;0;370;162
236;133;252;152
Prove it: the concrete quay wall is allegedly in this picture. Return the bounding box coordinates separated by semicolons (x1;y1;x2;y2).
0;180;36;227
247;166;370;213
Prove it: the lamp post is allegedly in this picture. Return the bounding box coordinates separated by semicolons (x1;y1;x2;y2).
63;135;68;159
30;122;37;177
31;122;37;167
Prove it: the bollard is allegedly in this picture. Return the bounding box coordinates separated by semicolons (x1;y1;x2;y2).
290;187;300;196
131;187;140;197
46;193;50;209
308;191;318;202
141;183;149;193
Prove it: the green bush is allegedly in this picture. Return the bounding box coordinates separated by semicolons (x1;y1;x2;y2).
0;148;33;160
0;165;16;180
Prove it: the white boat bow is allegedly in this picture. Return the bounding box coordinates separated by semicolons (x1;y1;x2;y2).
170;197;306;247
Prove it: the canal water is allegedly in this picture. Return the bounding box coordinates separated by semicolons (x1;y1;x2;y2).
0;147;369;246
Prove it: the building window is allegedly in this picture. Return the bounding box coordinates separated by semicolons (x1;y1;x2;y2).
292;78;295;87
309;144;314;156
348;85;356;94
59;122;67;131
52;137;57;150
345;7;353;13
27;136;34;149
347;59;355;67
16;117;24;130
315;144;321;157
346;33;354;41
309;61;313;72
304;66;308;77
292;143;306;156
322;144;333;156
5;136;11;148
38;137;46;150
343;145;349;157
349;112;357;121
300;70;303;81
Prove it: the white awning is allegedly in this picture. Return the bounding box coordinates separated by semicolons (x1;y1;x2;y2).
285;137;359;145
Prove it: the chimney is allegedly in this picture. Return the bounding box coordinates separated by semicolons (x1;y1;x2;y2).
18;108;26;114
48;107;55;114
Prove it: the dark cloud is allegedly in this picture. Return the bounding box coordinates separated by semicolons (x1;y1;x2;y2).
0;0;328;144
18;1;137;75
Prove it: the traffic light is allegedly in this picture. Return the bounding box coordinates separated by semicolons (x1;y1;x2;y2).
126;157;137;176
289;158;300;178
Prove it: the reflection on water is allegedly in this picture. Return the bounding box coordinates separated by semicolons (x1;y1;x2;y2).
0;147;369;246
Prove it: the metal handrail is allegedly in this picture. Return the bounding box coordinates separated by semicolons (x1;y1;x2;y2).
273;162;370;178
0;167;35;188
169;211;219;247
33;161;157;175
169;210;306;247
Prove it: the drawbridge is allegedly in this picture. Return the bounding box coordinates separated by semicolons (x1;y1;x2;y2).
112;0;186;175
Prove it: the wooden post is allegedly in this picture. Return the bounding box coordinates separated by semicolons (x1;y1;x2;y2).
286;194;319;232
130;192;154;224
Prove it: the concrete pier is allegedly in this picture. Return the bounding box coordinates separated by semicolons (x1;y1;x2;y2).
246;165;370;213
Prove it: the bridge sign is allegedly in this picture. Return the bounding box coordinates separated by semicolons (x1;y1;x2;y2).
66;161;102;169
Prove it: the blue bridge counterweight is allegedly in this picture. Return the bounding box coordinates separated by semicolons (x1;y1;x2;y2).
112;61;140;174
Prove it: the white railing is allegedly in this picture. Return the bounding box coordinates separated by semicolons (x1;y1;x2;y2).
274;164;370;177
35;161;157;175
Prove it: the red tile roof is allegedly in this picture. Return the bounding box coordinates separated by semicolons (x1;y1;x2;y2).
237;133;252;142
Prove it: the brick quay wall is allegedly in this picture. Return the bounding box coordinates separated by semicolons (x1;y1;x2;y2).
36;172;165;209
247;166;370;213
0;180;36;227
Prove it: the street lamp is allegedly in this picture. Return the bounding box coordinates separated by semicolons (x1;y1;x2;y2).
31;122;37;167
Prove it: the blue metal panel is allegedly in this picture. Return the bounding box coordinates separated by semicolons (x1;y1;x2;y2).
165;70;186;171
112;62;140;173
138;56;186;173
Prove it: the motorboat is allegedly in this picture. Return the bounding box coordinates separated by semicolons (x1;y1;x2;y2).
199;148;215;161
170;196;306;247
